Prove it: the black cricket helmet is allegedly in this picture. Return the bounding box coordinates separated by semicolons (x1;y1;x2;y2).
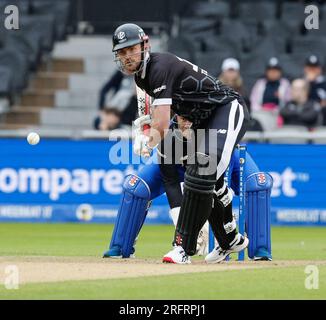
112;23;147;51
112;23;150;75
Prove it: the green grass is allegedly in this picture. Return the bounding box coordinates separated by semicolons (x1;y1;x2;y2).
0;223;173;258
1;266;325;300
0;223;325;260
0;223;325;299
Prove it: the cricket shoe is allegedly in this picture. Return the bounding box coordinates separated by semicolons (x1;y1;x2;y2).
162;246;191;264
103;245;135;259
205;233;249;264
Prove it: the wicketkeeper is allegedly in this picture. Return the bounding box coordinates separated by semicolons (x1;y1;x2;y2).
104;113;273;262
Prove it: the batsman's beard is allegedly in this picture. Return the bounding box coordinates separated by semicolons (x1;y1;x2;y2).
114;49;150;76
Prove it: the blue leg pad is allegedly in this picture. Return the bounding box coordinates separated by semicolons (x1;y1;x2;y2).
106;174;151;258
245;172;273;260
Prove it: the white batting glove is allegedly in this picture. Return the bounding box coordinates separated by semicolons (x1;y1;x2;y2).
140;142;153;158
133;115;153;157
133;114;152;130
133;129;153;157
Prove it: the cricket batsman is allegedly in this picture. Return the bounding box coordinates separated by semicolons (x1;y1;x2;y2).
110;23;265;264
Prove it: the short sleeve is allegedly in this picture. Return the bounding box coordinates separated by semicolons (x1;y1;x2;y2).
149;65;176;106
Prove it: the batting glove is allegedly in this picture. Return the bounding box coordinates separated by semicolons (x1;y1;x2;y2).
133;114;152;130
133;128;153;157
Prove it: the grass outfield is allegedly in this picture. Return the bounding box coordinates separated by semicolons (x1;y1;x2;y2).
0;223;325;299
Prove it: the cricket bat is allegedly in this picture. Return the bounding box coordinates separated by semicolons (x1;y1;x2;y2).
136;85;151;136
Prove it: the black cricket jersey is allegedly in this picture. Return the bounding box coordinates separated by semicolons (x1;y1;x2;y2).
135;52;240;127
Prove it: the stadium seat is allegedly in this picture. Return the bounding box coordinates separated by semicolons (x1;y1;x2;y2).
220;19;258;53
248;37;286;57
204;34;239;55
184;30;239;55
20;15;56;52
261;19;300;40
0;48;29;91
322;4;326;20
240;53;266;78
238;1;276;22
242;74;260;94
281;2;305;22
0;65;13;95
179;17;219;34
221;19;257;39
278;54;302;80
167;36;197;61
4;30;42;70
291;36;326;55
191;1;230;19
30;0;71;40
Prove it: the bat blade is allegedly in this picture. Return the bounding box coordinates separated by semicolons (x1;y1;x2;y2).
136;85;151;136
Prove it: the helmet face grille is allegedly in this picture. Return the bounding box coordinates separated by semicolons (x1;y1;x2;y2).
113;48;150;75
112;24;150;75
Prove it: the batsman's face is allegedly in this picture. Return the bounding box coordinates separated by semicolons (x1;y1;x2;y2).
116;44;142;74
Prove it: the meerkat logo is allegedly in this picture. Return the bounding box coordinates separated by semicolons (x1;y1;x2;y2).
76;204;94;222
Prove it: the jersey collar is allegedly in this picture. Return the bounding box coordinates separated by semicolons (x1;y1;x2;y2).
140;51;151;79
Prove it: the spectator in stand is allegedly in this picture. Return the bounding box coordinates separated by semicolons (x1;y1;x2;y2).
280;79;321;129
94;70;138;128
119;89;138;125
219;58;262;131
98;70;136;111
94;107;122;131
250;57;291;112
219;58;245;96
304;55;326;125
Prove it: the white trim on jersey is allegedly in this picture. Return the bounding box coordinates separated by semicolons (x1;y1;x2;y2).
152;98;172;106
216;99;244;180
